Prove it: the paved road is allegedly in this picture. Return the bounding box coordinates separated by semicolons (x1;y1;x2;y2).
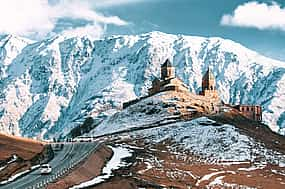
0;142;99;189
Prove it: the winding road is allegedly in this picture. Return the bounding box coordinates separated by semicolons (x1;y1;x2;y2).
0;142;99;189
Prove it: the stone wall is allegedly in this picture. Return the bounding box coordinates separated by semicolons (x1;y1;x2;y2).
233;105;262;122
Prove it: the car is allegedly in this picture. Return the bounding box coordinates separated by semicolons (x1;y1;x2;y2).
40;164;52;174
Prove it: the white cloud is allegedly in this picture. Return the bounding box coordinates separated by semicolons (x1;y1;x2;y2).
220;1;285;31
52;1;128;25
0;0;128;39
92;0;144;7
0;0;53;37
61;24;105;39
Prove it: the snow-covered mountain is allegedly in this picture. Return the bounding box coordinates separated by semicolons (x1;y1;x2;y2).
0;31;284;138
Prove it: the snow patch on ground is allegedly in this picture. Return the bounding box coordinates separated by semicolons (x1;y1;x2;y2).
218;161;250;166
0;165;7;172
0;155;18;172
208;175;225;186
7;155;18;164
0;169;30;185
272;170;285;177
238;162;267;171
196;171;235;186
70;146;132;189
0;162;41;185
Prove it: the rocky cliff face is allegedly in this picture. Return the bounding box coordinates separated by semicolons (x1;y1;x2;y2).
0;32;284;138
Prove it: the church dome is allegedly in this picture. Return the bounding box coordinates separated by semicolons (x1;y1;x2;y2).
203;67;215;80
162;59;173;67
208;69;215;80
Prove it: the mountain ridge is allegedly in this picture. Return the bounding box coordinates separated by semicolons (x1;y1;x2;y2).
0;31;284;138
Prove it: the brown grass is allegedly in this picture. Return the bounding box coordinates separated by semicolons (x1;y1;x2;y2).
105;137;285;189
0;133;44;160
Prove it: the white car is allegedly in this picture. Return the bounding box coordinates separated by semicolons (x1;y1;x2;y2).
40;164;52;174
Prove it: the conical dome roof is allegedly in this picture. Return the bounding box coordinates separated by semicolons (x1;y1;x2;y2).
203;67;215;80
162;59;173;67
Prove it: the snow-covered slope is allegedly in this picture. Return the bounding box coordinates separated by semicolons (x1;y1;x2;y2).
129;117;285;164
90;92;172;137
91;93;285;166
0;32;285;138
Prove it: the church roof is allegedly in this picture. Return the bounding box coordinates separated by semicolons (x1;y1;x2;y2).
162;59;173;67
203;67;215;80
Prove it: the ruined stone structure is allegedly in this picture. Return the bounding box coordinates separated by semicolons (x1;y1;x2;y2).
148;59;189;95
234;105;262;122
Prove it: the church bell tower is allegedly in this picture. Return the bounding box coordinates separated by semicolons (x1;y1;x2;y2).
161;59;175;80
202;67;216;91
201;67;219;99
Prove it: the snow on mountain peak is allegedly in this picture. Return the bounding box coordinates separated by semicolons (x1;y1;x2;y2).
0;32;284;138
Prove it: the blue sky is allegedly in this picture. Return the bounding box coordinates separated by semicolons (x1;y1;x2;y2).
100;0;285;61
0;0;284;61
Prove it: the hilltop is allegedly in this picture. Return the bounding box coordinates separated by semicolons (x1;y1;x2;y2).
84;90;285;188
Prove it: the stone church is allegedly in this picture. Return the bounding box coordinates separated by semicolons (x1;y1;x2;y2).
148;59;189;95
148;59;219;100
147;59;262;122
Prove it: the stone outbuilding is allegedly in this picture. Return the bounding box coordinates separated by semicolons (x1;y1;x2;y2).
233;105;262;121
